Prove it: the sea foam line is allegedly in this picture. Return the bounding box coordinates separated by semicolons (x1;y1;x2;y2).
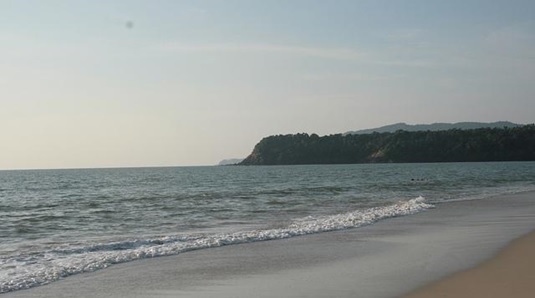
0;197;433;293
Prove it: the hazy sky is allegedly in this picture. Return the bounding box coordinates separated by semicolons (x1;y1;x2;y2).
1;0;534;169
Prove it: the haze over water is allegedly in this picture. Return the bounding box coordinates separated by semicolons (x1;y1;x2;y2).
2;1;534;170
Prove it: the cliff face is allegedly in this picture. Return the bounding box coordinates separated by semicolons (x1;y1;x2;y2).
239;125;535;165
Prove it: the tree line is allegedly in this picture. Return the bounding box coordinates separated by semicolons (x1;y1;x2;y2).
239;125;535;165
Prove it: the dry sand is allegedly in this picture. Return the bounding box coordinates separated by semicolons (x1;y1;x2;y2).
403;230;535;298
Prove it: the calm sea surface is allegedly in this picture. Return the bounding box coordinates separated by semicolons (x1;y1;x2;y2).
1;162;534;293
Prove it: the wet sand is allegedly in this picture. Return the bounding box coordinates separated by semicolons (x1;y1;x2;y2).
3;191;535;298
403;230;535;298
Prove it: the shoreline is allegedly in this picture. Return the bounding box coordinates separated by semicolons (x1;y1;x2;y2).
3;191;535;298
403;229;535;298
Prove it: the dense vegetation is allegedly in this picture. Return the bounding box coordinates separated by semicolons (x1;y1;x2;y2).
239;125;535;165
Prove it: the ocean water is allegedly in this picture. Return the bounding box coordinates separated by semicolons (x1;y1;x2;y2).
1;162;534;293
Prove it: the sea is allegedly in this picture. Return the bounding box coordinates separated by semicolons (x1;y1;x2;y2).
1;162;534;294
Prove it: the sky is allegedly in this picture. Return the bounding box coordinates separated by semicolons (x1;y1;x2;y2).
1;0;534;169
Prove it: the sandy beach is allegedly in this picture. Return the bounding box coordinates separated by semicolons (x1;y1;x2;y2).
403;229;535;298
3;191;535;298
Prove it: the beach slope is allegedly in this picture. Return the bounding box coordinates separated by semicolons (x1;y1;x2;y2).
404;230;535;298
3;192;535;298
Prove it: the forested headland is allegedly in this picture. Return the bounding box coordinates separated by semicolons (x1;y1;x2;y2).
239;125;535;165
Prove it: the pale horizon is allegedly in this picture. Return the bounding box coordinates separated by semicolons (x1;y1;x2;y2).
2;0;534;170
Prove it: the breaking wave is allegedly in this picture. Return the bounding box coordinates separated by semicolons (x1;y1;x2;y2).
0;197;432;293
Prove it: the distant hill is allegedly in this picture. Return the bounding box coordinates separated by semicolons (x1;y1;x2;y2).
240;125;535;165
218;158;244;166
345;121;521;135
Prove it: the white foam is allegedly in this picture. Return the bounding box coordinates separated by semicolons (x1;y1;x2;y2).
0;197;433;293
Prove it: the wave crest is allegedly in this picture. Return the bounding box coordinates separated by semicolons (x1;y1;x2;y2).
0;197;433;293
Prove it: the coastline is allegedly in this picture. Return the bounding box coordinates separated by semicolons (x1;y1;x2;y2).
403;229;535;298
3;191;535;298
